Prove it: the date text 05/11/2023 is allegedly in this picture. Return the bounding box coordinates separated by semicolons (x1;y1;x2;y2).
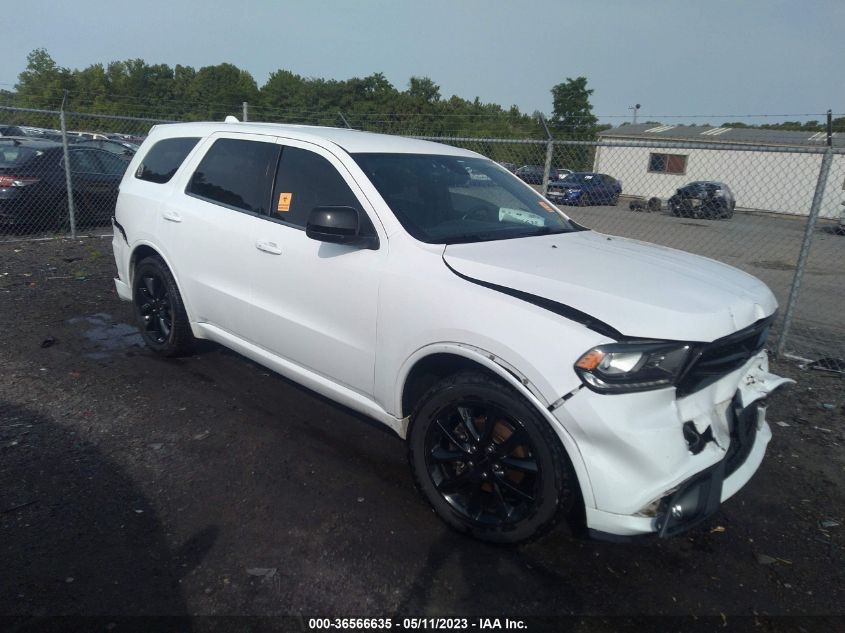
307;617;527;630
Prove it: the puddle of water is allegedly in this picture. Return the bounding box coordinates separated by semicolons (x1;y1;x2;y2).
67;313;144;359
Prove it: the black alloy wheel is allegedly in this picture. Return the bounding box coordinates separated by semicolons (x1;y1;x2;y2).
409;372;576;544
136;272;173;345
132;256;195;357
425;401;540;527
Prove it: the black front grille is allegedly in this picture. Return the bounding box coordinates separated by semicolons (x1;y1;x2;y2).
676;315;774;396
725;398;759;477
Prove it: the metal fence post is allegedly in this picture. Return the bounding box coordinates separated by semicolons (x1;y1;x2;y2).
242;101;248;122
59;92;77;239
338;111;352;129
775;146;834;356
539;114;554;195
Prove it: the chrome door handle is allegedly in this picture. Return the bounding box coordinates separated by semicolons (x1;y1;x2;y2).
162;210;182;223
255;240;282;255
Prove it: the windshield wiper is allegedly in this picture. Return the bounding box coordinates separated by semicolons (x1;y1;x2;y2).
442;226;573;244
442;232;509;244
505;226;574;239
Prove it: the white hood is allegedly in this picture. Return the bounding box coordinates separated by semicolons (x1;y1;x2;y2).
443;231;777;342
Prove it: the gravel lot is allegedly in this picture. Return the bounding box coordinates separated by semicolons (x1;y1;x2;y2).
1;237;843;632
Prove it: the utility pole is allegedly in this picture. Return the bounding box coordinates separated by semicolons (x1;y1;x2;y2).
629;103;641;125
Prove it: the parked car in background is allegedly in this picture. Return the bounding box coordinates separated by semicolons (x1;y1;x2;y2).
496;161;517;173
546;172;622;206
108;133;146;145
75;139;139;160
0;137;129;229
0;125;25;137
669;181;736;219
0;126;64;142
515;164;547;184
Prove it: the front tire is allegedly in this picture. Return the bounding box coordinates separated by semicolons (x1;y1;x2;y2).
132;256;195;357
408;372;577;544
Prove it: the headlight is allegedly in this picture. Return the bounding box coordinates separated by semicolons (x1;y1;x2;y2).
574;342;692;394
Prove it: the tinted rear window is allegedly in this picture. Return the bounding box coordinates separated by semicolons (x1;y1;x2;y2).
187;138;279;214
135;137;200;184
0;145;43;168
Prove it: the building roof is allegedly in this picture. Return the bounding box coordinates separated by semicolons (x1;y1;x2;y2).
148;121;477;156
598;123;845;148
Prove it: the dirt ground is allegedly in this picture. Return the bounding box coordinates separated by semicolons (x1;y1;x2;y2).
1;237;843;632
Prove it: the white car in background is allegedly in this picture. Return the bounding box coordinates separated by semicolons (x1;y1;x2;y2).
111;120;791;543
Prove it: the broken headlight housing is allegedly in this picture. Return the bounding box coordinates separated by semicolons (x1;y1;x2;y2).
574;342;692;394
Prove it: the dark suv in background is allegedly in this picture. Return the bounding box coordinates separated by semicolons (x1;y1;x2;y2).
669;181;736;219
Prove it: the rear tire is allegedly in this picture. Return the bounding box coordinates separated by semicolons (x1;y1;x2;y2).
408;371;577;544
132;256;195;357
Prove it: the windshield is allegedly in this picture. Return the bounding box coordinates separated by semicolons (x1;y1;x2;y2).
352;153;582;244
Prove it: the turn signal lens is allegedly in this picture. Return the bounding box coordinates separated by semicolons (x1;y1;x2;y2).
575;349;605;370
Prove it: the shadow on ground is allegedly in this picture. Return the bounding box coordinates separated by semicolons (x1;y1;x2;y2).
0;401;217;630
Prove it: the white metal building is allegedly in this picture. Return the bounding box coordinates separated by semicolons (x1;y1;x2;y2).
593;124;845;218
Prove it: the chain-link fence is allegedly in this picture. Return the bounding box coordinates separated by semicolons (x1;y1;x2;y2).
1;103;842;362
0;105;171;239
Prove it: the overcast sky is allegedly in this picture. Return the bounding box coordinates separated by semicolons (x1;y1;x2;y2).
3;0;843;125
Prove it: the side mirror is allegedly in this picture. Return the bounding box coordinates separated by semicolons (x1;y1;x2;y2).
305;206;379;250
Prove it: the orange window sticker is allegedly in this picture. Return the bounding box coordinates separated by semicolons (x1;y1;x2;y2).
277;192;292;213
538;200;556;212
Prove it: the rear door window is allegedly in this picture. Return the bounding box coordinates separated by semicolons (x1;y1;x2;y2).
95;151;131;176
187;137;279;214
136;137;200;184
68;149;104;173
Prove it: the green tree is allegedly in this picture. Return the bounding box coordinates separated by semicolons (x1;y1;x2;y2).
188;63;259;119
9;48;555;145
550;76;597;139
549;76;598;169
71;64;110;111
15;48;73;107
259;69;307;114
407;77;441;104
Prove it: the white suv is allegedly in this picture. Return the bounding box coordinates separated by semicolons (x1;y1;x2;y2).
112;120;791;543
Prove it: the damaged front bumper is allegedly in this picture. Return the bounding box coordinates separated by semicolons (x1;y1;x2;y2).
552;350;792;538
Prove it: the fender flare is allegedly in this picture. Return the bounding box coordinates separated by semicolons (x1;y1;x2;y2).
395;342;596;509
129;240;200;334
